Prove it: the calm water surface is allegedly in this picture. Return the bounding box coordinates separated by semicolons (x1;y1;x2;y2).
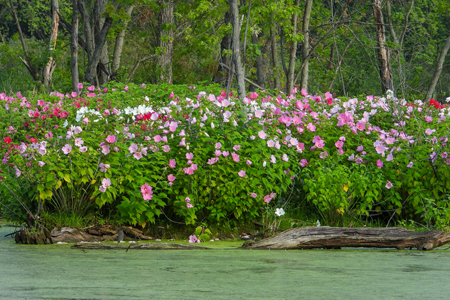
1;225;449;299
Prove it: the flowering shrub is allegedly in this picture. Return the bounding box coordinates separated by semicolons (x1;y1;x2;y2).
1;84;450;229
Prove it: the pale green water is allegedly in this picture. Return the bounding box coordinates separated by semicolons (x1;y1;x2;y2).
1;225;450;300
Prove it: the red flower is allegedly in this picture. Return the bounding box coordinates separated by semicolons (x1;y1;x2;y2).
4;137;12;144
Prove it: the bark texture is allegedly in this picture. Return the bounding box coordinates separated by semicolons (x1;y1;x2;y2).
70;0;79;94
373;0;394;94
286;0;300;95
270;13;281;91
157;0;174;84
243;227;450;250
112;5;134;75
230;0;246;99
15;226;53;245
43;0;59;90
299;0;312;92
425;33;450;102
213;12;232;84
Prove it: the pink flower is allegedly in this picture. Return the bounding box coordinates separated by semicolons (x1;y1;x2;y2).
179;138;186;146
183;167;194;175
103;109;110;116
215;150;222;157
62;144;72;154
187;203;194;209
215;142;222;149
407;162;413;168
185;197;191;203
300;159;308;167
189;234;199;243
267;140;275;147
376;159;383;168
270;155;276;163
168;174;176;183
246;160;252;165
282;154;289;162
357;145;364;152
38;161;45;167
75;138;84;146
233;145;241;151
385;181;393;189
88;85;95;92
99;163;110;172
133;152;143;160
222;151;230;157
153;135;162;143
99;185;106;193
106;135;116;143
264;195;272;203
129;143;138;153
251;193;257;198
169;121;178;132
102;145;110;155
162;145;170;152
307;123;316;132
79;146;87;153
238;170;246;177
258;130;267;139
231;152;240;162
102;178;111;187
38;148;47;156
207;157;219;165
186;153;194;160
335;141;344;148
169;159;176;168
141;183;153;201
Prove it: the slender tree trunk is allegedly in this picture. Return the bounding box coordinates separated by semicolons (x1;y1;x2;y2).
95;0;109;85
71;0;79;94
270;13;281;90
287;0;300;95
213;12;232;84
43;0;59;90
373;0;394;94
157;0;174;84
230;0;245;99
252;33;265;89
299;0;312;92
112;5;134;75
425;33;450;102
9;0;40;82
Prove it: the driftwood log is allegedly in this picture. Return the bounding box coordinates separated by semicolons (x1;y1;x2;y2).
71;242;209;250
243;227;450;250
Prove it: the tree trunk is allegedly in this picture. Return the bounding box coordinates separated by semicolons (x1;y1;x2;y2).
112;5;134;76
71;0;79;94
270;13;281;91
230;0;246;99
95;0;109;85
43;0;59;90
9;0;40;82
286;0;300;95
78;0;113;85
425;33;450;102
243;227;450;251
373;0;394;94
157;0;174;84
252;33;265;89
299;0;313;92
212;12;232;84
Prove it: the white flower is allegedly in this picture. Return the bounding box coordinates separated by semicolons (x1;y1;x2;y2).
316;220;321;227
275;208;285;217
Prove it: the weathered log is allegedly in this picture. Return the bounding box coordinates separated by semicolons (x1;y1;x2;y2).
243;227;450;250
71;242;209;250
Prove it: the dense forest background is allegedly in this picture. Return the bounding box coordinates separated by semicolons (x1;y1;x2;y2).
0;0;449;101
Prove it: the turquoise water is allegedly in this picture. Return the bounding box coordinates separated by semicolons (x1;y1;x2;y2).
1;225;450;299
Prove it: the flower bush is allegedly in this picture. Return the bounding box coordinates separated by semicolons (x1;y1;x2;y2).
1;83;450;230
